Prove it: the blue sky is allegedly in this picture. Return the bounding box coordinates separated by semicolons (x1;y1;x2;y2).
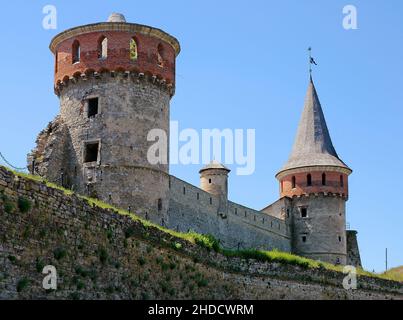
0;0;402;273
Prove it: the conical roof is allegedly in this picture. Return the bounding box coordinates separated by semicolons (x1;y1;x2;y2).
199;160;230;173
277;77;351;175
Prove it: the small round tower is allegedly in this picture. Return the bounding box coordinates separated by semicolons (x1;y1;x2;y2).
49;13;180;220
199;160;230;200
276;78;352;265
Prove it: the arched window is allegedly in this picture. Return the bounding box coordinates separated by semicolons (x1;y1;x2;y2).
130;37;138;61
157;43;164;67
292;176;296;189
98;36;108;59
340;175;344;187
72;40;80;64
322;173;326;186
307;174;312;186
55;51;58;73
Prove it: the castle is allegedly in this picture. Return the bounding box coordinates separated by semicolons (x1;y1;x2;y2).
28;13;361;267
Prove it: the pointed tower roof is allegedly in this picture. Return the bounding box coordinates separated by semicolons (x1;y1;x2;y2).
277;77;351;176
199;160;230;173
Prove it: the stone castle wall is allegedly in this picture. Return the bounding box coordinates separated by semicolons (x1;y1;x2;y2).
0;166;401;300
167;176;291;252
347;230;362;267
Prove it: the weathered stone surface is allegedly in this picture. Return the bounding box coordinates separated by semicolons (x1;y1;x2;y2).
0;166;402;300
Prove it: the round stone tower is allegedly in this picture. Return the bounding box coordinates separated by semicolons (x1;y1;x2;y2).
200;161;230;213
49;13;180;220
276;77;352;265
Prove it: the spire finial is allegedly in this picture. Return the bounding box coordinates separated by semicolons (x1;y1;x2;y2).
308;47;317;80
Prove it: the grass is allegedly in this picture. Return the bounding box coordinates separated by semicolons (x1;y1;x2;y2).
382;266;403;283
1;165;401;283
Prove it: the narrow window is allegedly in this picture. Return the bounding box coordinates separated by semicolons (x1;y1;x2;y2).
307;174;312;186
197;193;199;200
55;51;58;73
322;173;326;186
88;98;99;118
302;235;307;243
84;142;99;163
157;43;164;67
130;38;138;61
235;208;238;215
157;198;162;211
98;36;108;59
210;197;212;205
340;175;344;187
183;187;186;194
209;178;212;184
301;207;308;218
72;40;80;64
292;176;296;189
338;236;342;242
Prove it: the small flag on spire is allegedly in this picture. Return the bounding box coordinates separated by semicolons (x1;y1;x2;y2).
310;56;317;65
308;47;317;77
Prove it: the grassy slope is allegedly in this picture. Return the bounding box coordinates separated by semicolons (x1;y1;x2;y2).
382;267;403;282
2;166;401;283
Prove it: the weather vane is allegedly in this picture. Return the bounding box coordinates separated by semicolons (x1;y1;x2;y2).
308;47;318;77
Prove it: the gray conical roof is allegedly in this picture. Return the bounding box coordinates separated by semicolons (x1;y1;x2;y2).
277;77;351;175
199;160;230;173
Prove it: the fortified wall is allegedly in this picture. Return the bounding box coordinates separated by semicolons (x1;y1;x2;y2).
0;166;401;299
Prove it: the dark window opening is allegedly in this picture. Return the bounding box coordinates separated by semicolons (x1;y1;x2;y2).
302;235;307;243
197;193;199;200
301;207;308;218
84;142;99;163
340;175;344;187
338;236;342;242
157;198;162;211
307;174;312;186
322;173;326;186
72;40;80;64
157;43;164;67
209;178;212;184
55;51;58;73
98;36;108;59
210;197;212;205
183;187;186;194
292;176;296;189
88;98;99;118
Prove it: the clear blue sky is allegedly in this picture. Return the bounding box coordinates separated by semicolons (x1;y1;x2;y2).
0;0;402;273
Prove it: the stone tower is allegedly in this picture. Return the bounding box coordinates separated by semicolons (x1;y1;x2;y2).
200;161;230;213
28;13;180;221
276;77;352;265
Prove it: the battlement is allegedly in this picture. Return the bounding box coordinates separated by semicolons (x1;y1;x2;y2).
50;17;180;93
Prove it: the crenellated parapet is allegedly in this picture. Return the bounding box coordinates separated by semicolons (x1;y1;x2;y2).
276;166;350;200
50;20;180;94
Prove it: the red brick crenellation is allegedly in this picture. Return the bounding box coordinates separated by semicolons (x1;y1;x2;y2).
279;171;349;198
54;31;176;89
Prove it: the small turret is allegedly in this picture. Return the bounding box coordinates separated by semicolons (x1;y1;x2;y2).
199;160;230;203
200;161;230;215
